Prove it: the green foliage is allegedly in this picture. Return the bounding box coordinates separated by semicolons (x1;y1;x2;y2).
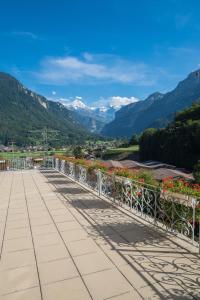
102;70;200;138
0;72;92;146
129;134;138;145
73;146;84;159
193;160;200;183
139;103;200;169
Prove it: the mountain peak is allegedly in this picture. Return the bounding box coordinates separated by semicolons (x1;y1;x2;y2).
70;99;87;110
145;92;164;102
102;69;200;138
0;72;90;145
188;69;200;79
60;98;88;110
0;71;18;81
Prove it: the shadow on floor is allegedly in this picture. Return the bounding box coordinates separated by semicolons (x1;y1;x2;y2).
47;180;73;185
64;198;114;210
45;174;65;178
42;169;200;300
40;169;57;174
55;187;89;195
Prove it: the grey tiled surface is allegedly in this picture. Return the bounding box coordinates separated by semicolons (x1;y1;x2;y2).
0;170;200;300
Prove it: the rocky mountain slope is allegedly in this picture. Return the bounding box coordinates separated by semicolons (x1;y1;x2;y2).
102;70;200;137
0;72;91;146
60;97;139;133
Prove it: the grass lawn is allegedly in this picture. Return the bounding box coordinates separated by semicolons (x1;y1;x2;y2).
103;145;139;160
105;145;139;154
0;150;67;159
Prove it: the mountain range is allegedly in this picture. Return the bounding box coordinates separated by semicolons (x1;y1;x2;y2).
102;69;200;137
60;97;139;133
0;72;91;146
1;69;200;146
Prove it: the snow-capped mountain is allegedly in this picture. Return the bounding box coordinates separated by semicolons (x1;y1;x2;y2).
62;98;88;110
59;96;140;133
60;96;139;118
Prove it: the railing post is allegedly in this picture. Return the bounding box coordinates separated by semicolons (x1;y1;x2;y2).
199;221;200;255
154;189;158;225
98;170;102;196
113;174;116;203
192;198;197;243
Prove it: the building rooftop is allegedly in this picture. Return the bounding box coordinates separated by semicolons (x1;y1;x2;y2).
104;159;194;181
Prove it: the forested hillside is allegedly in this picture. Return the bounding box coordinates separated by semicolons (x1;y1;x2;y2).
102;69;200;137
139;103;200;169
0;72;91;146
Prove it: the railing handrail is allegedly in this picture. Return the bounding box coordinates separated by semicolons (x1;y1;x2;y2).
52;157;200;252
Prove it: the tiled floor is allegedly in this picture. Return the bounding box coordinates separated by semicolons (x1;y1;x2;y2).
0;170;200;299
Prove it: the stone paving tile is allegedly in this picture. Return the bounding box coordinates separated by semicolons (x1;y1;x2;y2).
0;249;35;271
56;220;82;232
38;257;79;285
1;287;42;300
3;236;33;252
61;228;89;243
42;277;92;300
6;219;29;229
35;244;69;263
83;268;133;300
0;265;39;295
67;237;100;257
52;214;75;223
4;227;31;240
33;232;62;248
74;251;114;275
7;213;28;222
29;216;53;227
1;170;200;300
106;291;143;300
31;224;57;236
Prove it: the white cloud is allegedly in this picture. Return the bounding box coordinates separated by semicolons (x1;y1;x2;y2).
92;96;140;109
52;91;56;95
108;96;139;108
11;31;38;40
83;52;94;61
35;53;156;86
51;94;139;111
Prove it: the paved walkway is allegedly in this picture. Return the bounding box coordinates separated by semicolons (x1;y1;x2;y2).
0;170;200;300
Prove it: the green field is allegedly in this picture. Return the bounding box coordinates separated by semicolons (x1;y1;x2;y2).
103;145;139;160
0;150;67;159
105;145;139;154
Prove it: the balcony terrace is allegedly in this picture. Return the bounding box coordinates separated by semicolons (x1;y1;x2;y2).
0;168;200;299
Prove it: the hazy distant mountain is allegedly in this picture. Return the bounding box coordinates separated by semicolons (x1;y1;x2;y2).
0;72;91;146
102;69;200;137
60;96;139;133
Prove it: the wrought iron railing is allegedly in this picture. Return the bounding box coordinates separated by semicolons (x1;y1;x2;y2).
51;158;200;249
0;157;34;170
0;156;54;171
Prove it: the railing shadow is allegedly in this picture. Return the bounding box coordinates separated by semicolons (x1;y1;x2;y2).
44;174;65;178
69;198;200;300
55;187;89;194
42;169;200;299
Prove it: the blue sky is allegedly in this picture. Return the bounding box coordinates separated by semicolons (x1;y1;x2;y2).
1;0;200;106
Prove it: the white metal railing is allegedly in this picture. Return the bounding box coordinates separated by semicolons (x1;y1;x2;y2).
51;158;200;250
0;156;54;171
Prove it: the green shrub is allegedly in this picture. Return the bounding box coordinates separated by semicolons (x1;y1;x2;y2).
73;146;83;159
193;160;200;183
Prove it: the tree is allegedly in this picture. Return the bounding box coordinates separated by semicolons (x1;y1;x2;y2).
193;160;200;183
129;134;138;145
73;146;83;159
139;103;200;169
